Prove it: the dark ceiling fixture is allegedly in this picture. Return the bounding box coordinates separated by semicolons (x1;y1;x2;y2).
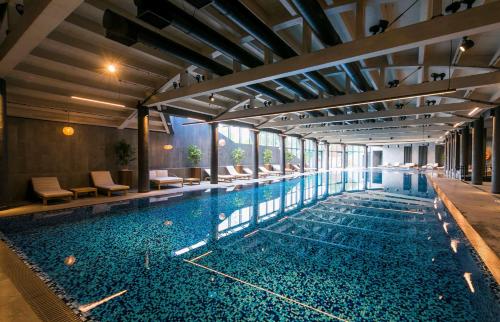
425;99;437;106
445;1;462;13
462;0;476;9
394;103;405;109
459;37;475;52
209;94;215;102
388;80;400;88
368;20;389;35
431;73;446;81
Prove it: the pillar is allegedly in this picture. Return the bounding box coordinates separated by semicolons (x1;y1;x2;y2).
300;138;305;173
252;130;259;179
325;142;330;171
450;132;455;177
454;131;460;174
210;123;219;184
280;134;286;175
0;79;7;207
471;117;484;185
364;145;369;168
138;105;149;193
315;140;319;171
444;136;448;173
492;107;500;193
460;127;469;180
342;144;347;168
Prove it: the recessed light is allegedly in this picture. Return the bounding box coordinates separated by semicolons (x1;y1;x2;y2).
71;96;125;107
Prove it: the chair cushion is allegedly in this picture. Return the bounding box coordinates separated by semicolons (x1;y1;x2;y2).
37;190;73;198
96;184;129;191
156;170;169;177
91;171;115;186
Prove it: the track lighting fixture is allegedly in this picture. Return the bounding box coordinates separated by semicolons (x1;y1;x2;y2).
368;20;389;35
445;1;462;13
195;74;205;83
243;104;250;109
394;103;405;109
209;93;215;102
399;116;406;121
431;73;446;81
388;80;400;88
462;0;476;9
459;37;474;52
425;99;437;106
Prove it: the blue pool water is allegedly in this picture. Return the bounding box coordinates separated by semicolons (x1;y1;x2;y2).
1;170;499;321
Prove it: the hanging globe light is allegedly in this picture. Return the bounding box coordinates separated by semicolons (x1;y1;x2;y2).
218;139;226;147
163;144;173;150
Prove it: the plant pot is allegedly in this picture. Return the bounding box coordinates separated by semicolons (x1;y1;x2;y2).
118;169;133;186
235;165;244;173
264;164;273;171
190;167;201;179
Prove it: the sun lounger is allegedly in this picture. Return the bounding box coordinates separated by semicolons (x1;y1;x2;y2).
204;169;234;182
32;177;73;205
90;171;129;197
149;170;183;189
243;167;268;178
259;166;280;176
272;164;293;174
226;166;251;179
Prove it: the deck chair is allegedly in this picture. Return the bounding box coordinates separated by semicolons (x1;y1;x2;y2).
243;167;268;178
150;170;183;189
90;171;129;197
204;169;234;182
32;177;73;205
259;166;280;176
226;166;251;179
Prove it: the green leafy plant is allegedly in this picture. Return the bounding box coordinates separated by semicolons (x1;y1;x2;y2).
231;148;245;165
263;149;273;164
285;151;295;163
114;139;136;168
187;145;202;167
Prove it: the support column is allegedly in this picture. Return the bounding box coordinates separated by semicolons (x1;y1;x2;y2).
300;138;305;173
460;127;470;180
364;145;369;168
252;130;259;179
138;105;149;193
342;144;347;168
0;79;8;207
492;107;500;193
280;134;286;175
315;140;319;171
325;142;330;171
450;132;455;177
444;136;448;173
210;123;219;184
472;117;484;185
454;131;461;174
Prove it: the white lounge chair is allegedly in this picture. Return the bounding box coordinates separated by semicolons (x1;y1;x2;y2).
259;166;280;176
90;171;129;197
243;167;268;178
149;170;183;189
226;166;251;179
204;169;234;182
32;177;73;205
272;164;293;174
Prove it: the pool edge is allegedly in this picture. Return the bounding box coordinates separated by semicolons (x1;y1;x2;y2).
0;240;82;322
428;174;500;284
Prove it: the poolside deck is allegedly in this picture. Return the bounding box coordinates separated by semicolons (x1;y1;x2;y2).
429;174;500;283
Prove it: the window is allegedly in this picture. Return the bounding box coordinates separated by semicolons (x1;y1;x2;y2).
219;124;252;145
304;140;316;168
329;144;343;169
346;145;365;168
404;146;412;163
285;136;300;163
285;184;300;211
259;131;280;147
318;143;325;169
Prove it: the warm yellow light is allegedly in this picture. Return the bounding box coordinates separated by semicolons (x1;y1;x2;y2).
218;139;226;147
463;272;475;293
64;255;76;266
62;126;74;136
71;96;125;107
163;144;173;150
107;64;117;73
468;107;479;116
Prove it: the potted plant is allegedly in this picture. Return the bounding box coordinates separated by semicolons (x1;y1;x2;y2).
187;144;202;178
114;139;136;186
231;148;245;173
285;151;295;170
263;149;273;170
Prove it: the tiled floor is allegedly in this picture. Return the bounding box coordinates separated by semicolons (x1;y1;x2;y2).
0;269;40;322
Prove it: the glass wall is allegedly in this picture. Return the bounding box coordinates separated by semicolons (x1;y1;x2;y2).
329;144;343;169
259;131;280;147
346;145;365;168
285;136;301;163
318;143;325;169
218;124;251;144
304;140;316;168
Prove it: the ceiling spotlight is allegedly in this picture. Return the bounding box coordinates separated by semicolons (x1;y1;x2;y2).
209;94;215;102
173;82;178;89
462;0;476;9
459;37;474;52
388;80;400;88
106;64;117;73
368;19;389;35
431;73;446;81
445;1;462;13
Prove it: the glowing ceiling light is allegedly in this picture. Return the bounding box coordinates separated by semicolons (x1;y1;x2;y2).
107;64;117;73
468;107;480;116
71;96;125;108
463;272;475;293
62;126;74;136
163;144;173;150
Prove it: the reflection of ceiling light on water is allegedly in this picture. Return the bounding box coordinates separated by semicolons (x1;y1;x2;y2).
219;213;226;221
463;272;475;293
450;239;459;253
437;212;442;221
164;220;173;226
443;222;450;234
64;255;76;266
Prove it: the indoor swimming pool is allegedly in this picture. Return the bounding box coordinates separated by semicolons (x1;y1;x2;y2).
0;171;499;321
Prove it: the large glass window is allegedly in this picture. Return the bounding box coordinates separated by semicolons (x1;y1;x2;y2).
304;140;316;168
219;124;252;145
318;143;325;169
259;131;280;147
285;136;300;163
329;144;343;169
346;145;366;168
